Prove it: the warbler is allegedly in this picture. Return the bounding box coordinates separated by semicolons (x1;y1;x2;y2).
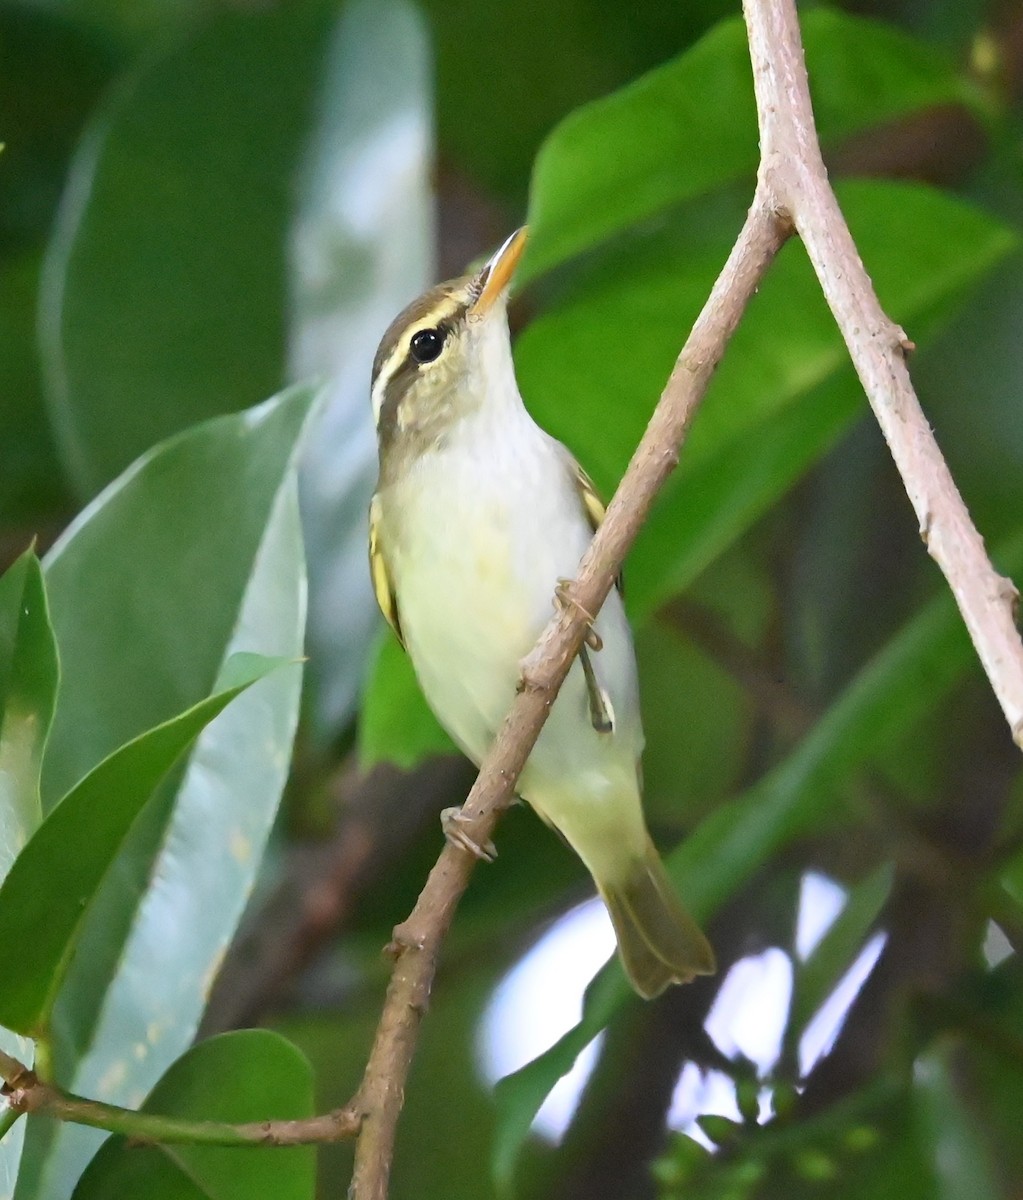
368;228;715;997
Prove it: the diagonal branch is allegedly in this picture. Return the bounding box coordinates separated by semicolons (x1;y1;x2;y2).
745;0;1023;747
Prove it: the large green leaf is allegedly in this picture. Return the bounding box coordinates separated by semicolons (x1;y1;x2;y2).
38;0;336;496
519;181;1016;617
0;653;281;1038
0;552;58;878
17;388;313;1200
292;0;434;737
0;256;69;522
40;386;315;804
0;4;113;254
0;551;58;1200
490;530;1023;1191
360;181;1015;770
634;621;750;823
518;8;978;282
72;1032;315;1200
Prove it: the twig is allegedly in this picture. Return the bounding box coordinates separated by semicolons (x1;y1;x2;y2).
743;0;1023;748
0;1048;359;1147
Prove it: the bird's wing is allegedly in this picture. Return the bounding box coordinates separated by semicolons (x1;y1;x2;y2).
368;494;405;650
565;457;622;734
569;458;623;596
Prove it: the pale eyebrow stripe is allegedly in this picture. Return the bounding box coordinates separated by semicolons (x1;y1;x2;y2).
371;297;469;425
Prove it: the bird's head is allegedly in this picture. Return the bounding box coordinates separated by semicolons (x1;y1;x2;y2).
371;228;527;471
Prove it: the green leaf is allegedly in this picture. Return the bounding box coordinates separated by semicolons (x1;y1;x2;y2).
0;551;58;878
293;0;434;737
519;9;978;282
41;385;316;805
0;256;69;522
0;551;58;1200
491;530;1023;1192
913;1042;1001;1200
359;635;457;770
23;388;313;1200
0;652;281;1037
635;622;750;823
518;180;1017;620
72;1031;315;1200
39;0;336;495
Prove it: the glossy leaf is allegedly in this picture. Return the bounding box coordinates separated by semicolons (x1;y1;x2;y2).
491;531;1023;1191
73;1031;315;1200
292;0;434;737
0;551;58;876
23;389;313;1200
39;0;336;495
41;385;316;805
518;8;977;282
0;653;281;1037
0;551;58;1200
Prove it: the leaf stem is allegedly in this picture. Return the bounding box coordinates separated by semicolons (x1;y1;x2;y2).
0;1049;360;1147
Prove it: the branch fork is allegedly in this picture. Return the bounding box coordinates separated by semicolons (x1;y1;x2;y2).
3;2;1021;1197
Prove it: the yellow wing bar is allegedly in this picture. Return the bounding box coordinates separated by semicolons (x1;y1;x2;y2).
368;494;405;650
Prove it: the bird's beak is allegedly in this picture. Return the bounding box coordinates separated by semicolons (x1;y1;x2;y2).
469;227;528;318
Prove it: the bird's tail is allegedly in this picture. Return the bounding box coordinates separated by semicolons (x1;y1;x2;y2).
598;837;716;999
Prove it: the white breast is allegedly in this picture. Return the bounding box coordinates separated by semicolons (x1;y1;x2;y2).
378;403;644;808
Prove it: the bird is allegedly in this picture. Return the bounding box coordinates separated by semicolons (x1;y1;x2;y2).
367;227;715;997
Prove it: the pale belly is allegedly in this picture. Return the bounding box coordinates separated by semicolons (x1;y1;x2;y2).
378;426;644;805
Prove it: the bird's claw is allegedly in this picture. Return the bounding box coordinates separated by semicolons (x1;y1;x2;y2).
555;578;603;651
441;806;497;862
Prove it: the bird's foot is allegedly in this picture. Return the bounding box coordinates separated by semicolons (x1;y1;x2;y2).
441;806;497;862
555;578;603;651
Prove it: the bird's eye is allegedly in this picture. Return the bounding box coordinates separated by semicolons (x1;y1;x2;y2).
409;327;445;365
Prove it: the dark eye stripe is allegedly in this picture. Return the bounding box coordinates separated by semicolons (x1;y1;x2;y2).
371;288;469;392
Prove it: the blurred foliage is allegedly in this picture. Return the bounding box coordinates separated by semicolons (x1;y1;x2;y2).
1;1;1023;1199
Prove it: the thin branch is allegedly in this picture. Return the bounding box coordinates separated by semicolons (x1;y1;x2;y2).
8;7;1021;1197
347;201;789;1200
0;1048;359;1147
744;0;1023;749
